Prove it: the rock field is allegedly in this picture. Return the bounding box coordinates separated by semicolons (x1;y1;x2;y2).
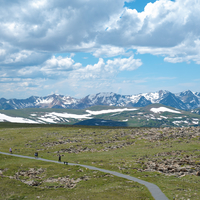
0;168;90;189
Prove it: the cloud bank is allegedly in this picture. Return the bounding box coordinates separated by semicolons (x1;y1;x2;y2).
0;0;200;98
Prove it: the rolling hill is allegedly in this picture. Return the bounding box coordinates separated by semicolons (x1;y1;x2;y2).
0;104;200;127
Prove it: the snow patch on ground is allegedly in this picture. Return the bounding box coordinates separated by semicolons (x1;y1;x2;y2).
160;116;168;119
0;113;39;124
173;121;189;125
174;117;182;119
0;108;138;124
150;107;181;114
42;112;92;119
38;117;56;123
86;108;137;115
38;109;137;123
110;112;121;116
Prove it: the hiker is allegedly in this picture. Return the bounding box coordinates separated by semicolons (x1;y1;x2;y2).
9;148;12;154
58;154;61;162
35;152;38;158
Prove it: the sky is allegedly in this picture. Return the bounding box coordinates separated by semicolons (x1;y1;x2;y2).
0;0;200;99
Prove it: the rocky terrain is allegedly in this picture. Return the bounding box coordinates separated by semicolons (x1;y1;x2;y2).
137;150;200;177
0;167;90;189
37;127;200;178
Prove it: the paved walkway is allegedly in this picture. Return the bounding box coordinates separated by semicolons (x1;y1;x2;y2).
0;152;169;200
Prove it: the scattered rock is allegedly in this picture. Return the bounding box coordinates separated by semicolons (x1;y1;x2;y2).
2;167;89;189
138;154;200;177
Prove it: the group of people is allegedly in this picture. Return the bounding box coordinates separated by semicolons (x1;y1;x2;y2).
35;152;62;161
9;148;62;162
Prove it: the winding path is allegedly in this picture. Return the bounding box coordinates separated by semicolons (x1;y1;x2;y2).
0;152;169;200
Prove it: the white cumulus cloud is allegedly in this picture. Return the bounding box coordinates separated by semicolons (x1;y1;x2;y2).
69;55;142;80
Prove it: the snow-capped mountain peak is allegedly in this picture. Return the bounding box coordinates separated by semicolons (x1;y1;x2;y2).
0;90;200;110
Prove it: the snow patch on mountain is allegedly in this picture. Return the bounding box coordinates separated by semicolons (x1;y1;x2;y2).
88;92;115;100
143;92;160;103
129;90;169;104
63;96;77;104
36;97;54;105
129;94;142;103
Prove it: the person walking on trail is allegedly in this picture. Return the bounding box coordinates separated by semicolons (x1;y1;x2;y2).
35;152;38;158
58;154;61;162
9;148;12;154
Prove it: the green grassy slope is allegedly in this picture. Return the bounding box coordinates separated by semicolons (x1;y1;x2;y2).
0;124;199;199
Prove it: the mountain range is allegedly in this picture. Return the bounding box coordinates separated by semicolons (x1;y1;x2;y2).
1;90;200;111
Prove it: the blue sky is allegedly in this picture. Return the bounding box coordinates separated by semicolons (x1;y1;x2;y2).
0;0;200;99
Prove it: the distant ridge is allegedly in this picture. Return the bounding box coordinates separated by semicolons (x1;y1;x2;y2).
0;104;199;127
0;90;200;111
